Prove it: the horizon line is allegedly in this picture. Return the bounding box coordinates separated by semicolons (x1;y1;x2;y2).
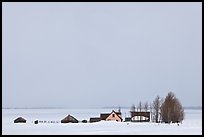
2;106;202;110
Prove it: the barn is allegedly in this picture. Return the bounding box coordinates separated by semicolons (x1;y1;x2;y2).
14;117;26;123
61;115;78;123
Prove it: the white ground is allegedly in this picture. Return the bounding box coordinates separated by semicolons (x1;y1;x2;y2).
2;108;202;135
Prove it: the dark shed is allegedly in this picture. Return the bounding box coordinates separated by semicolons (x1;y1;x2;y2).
14;117;26;123
89;117;101;123
61;115;78;123
124;117;132;122
34;120;38;124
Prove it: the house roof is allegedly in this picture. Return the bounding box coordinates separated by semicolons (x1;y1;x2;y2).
61;115;78;123
130;111;150;118
14;117;26;122
110;110;123;121
100;110;123;121
115;111;122;116
100;113;110;120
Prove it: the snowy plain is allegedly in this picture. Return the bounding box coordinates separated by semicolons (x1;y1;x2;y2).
2;108;202;135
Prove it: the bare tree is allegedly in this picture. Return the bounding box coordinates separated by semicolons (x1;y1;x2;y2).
137;101;142;121
160;92;184;123
144;102;149;112
130;104;136;112
172;98;184;123
149;103;153;122
118;106;121;113
152;95;161;123
137;101;142;112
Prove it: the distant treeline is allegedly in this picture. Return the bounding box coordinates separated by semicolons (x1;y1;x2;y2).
183;106;202;110
2;106;202;110
2;107;65;109
102;106;202;110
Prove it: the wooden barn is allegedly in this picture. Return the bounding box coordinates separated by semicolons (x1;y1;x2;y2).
14;117;26;123
61;115;78;123
130;111;150;122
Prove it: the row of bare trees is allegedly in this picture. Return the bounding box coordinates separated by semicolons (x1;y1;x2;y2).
130;91;184;124
152;95;162;123
130;101;149;112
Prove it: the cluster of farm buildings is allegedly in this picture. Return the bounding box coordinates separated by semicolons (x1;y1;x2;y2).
14;109;150;124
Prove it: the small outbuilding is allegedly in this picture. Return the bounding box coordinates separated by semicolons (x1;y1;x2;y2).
14;117;26;123
82;119;87;123
89;117;100;123
34;120;38;124
61;115;78;123
124;117;132;122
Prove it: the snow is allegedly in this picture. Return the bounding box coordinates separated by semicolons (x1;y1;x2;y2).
2;108;202;135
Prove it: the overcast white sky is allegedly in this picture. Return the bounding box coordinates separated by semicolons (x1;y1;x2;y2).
2;2;202;108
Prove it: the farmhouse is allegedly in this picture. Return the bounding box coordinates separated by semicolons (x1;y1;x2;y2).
89;110;123;122
14;117;26;123
100;110;123;122
61;115;78;123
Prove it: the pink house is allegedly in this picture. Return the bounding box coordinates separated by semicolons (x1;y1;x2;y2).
100;110;123;122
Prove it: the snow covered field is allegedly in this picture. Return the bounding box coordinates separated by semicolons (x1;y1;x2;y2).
2;108;202;135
